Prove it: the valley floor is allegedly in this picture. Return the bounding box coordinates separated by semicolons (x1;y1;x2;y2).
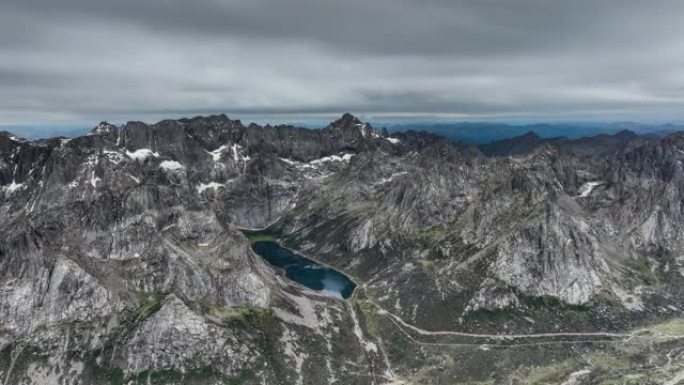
354;290;684;384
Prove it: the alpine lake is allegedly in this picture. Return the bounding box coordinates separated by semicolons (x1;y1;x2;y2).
244;231;356;299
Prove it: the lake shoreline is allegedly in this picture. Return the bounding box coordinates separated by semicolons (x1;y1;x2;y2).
250;240;357;300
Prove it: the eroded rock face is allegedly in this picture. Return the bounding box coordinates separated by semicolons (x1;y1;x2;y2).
1;256;123;335
2;114;684;383
271;124;684;331
490;206;606;304
0;115;400;384
117;295;258;375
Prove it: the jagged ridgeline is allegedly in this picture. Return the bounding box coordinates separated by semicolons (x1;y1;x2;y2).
2;114;684;384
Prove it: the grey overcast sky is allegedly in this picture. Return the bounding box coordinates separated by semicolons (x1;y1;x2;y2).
3;0;684;129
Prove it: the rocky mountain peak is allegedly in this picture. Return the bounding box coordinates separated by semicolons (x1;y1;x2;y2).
327;113;375;137
178;113;234;125
335;112;362;125
0;130;16;138
90;121;118;135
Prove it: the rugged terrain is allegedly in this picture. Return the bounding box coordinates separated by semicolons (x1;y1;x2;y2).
2;114;684;384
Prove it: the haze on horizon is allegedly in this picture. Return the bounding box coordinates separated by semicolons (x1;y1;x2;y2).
3;0;684;134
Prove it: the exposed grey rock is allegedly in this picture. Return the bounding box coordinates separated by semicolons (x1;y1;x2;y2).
2;115;684;384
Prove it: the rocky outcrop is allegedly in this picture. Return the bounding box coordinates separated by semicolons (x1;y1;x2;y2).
0;115;410;384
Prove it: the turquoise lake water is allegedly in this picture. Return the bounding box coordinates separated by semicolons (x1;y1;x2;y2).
251;241;356;299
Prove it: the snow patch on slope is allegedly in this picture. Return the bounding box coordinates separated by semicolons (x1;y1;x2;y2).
231;144;251;162
577;181;603;198
310;153;354;166
159;160;184;171
375;171;408;186
280;153;354;169
206;145;228;162
103;150;125;165
3;180;24;194
279;153;355;181
126;148;159;160
197;182;225;193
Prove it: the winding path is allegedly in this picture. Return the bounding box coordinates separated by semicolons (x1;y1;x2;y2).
367;298;676;342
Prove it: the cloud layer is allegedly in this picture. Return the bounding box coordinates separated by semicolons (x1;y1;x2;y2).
3;0;684;127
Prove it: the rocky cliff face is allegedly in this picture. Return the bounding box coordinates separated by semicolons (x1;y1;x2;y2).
269;120;684;331
0;115;394;385
1;114;684;384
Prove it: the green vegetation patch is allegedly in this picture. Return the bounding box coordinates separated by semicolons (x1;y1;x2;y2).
129;365;230;384
242;230;278;245
199;298;274;328
357;299;381;335
418;259;436;270
230;307;275;329
136;292;167;315
522;294;591;312
589;352;630;372
524;358;582;385
413;218;464;243
632;317;684;339
329;341;345;361
226;368;257;385
630;256;659;286
83;351;126;385
86;348;244;385
199;299;238;320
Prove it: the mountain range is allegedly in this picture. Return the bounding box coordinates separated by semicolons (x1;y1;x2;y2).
2;113;684;384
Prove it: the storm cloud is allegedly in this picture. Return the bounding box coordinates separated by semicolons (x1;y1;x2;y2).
2;0;684;128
